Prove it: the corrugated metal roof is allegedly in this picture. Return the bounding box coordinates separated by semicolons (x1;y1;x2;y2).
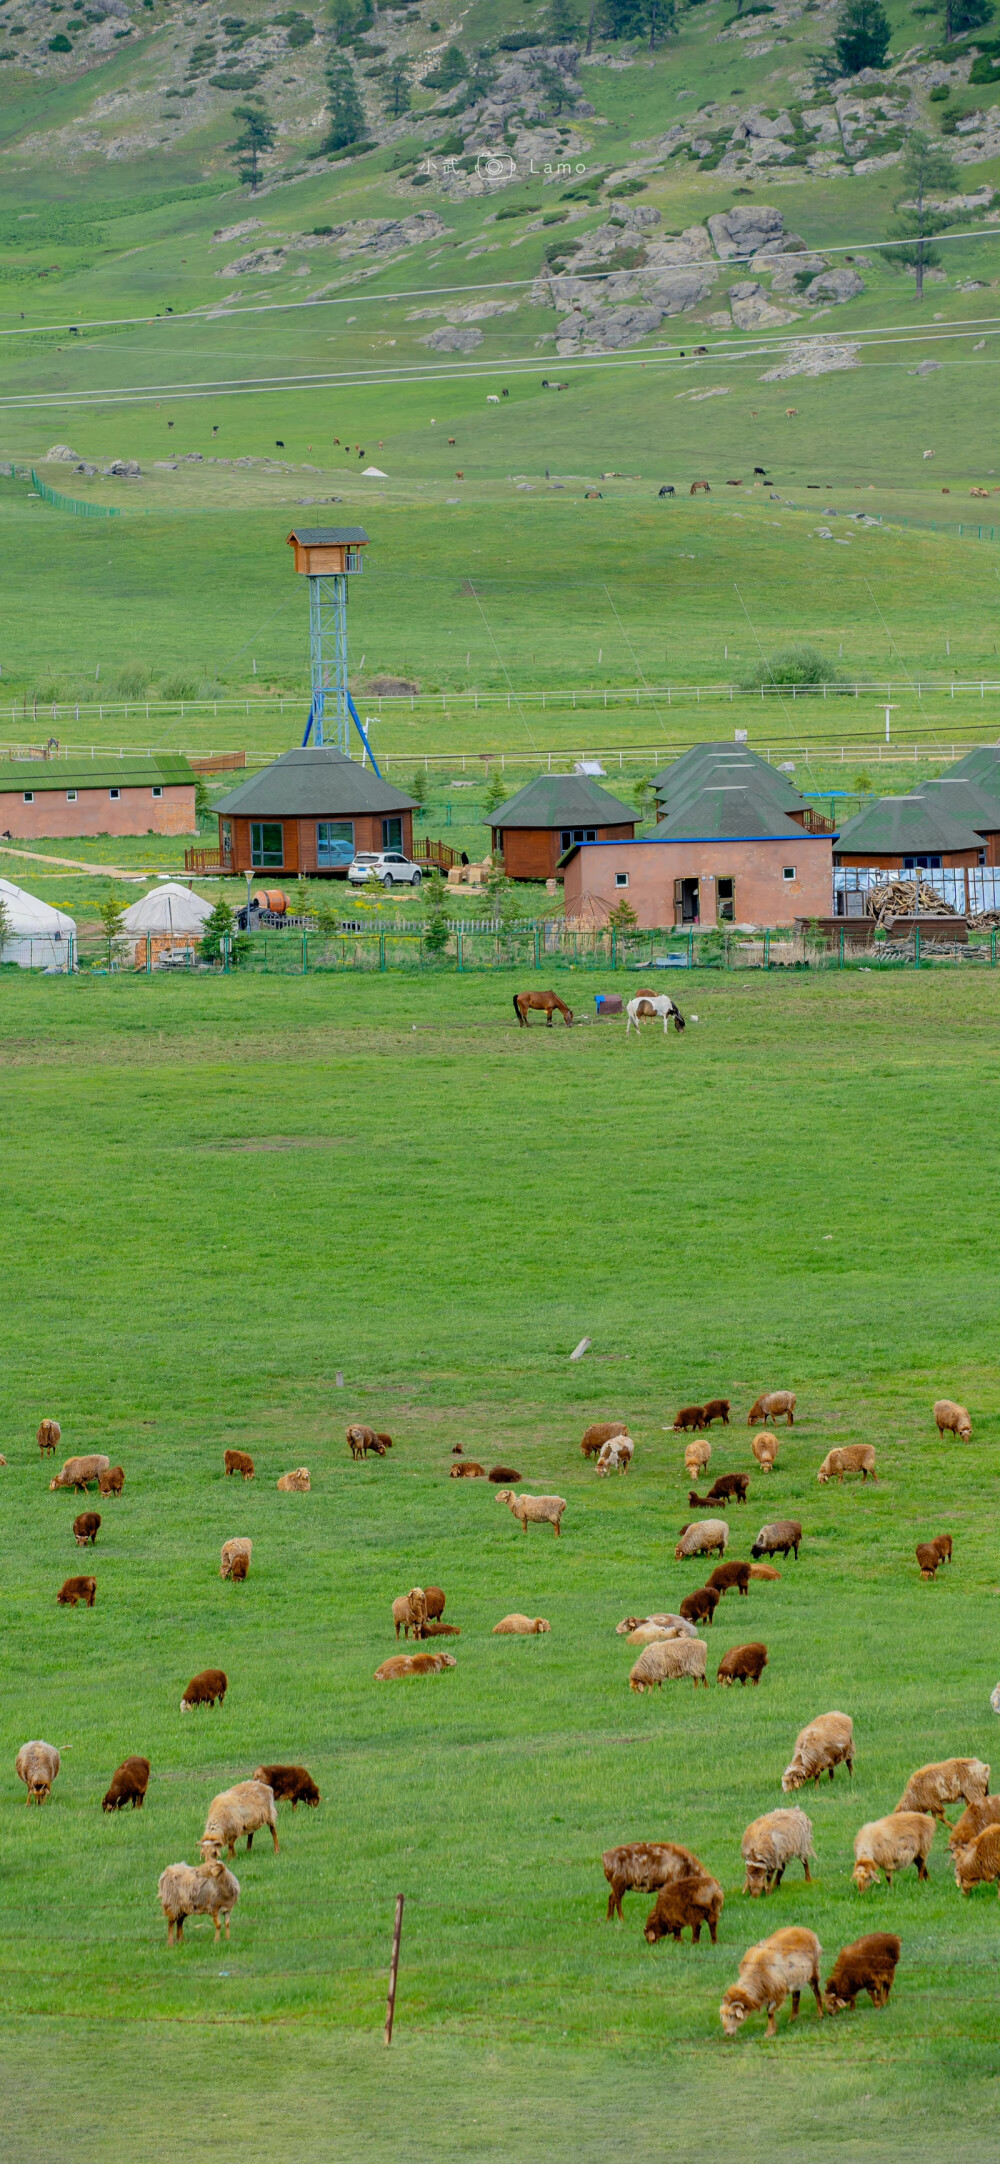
654;780;812;842
286;527;370;545
0;753;194;793
485;773;635;829
834;795;983;854
214;745;415;818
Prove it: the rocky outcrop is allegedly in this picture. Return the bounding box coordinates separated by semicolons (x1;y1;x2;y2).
802;266;864;303
708;204;784;258
759;341;860;381
419;325;484;351
728;281;799;329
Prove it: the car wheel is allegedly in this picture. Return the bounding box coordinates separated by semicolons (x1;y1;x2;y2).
411;871;421;887
382;875;394;888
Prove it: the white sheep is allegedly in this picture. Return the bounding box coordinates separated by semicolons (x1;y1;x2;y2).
158;1859;240;1945
200;1779;279;1861
615;1612;698;1639
392;1587;427;1638
220;1537;252;1580
596;1436;634;1476
896;1758;990;1821
674;1518;728;1563
741;1808;816;1896
782;1712;854;1792
720;1926;823;2038
49;1453;110;1492
683;1437;711;1478
629;1637;708;1691
852;1811;935;1891
496;1490;566;1536
15;1740;60;1804
492;1614;551;1634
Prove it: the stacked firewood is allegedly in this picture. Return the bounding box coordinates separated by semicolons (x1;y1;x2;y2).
864;880;959;922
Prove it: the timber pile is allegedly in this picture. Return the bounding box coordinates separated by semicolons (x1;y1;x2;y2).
969;910;1000;930
865;880;959;922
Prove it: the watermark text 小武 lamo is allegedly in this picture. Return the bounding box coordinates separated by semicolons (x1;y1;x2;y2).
418;152;591;181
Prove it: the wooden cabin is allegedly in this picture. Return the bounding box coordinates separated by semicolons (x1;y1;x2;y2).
487;773;635;882
214;746;416;877
286;526;369;575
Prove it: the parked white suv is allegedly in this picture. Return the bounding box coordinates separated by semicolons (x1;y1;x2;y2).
348;849;422;888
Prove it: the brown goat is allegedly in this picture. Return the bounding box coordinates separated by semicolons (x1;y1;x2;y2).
224;1450;255;1480
73;1512;101;1546
57;1575;96;1607
706;1560;751;1598
690;1474;749;1506
644;1874;724;1945
824;1933;901;2013
102;1756;150;1811
717;1642;768;1687
679;1586;720;1627
98;1466;124;1497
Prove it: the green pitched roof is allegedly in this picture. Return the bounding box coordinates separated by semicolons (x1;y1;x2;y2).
485;773;635;829
654;780;814;842
657;758;804;821
0;752;194;793
215;746;416;818
910;777;1000;833
946;746;1000;798
834;795;983;855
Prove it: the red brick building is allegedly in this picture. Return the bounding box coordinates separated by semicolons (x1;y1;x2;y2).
488;773;635;882
215;746;417;877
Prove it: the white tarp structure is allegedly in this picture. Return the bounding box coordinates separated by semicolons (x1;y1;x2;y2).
120;882;214;934
0;877;76;971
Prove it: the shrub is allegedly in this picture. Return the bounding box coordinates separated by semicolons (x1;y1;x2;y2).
115;663;149;697
737;643;838;690
48;30;72;47
970;49;1000;75
287;18;314;41
928;79;951;96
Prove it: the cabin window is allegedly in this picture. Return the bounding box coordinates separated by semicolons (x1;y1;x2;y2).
66;790;77;802
152;785;163;799
221;819;232;863
23;791;33;803
317;820;354;867
903;854;941;870
109;788;121;801
560;827;598;849
614;871;629;888
382;817;403;851
717;875;735;922
782;866;796;882
251;821;284;868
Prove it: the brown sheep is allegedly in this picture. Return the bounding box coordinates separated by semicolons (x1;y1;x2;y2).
57;1575;96;1607
679;1586;720;1628
492;1614;550;1635
817;1445;876;1485
930;1533;953;1564
747;1392;795;1428
347;1425;386;1460
229;1554;249;1582
702;1399;730;1427
602;1840;706;1921
752;1520;801;1562
644;1874;724;1945
581;1421;629;1458
180;1668;227;1712
73;1512;101;1546
224;1449;254;1480
675;1519;728;1562
720;1926;822;2038
50;1454;109;1493
252;1764;321;1809
690;1474;749;1506
450;1461;486;1478
276;1468;311;1492
673;1405;707;1432
853;1813;935;1891
220;1538;252;1581
896;1759;989;1822
949;1796;1000;1852
916;1534;953;1579
375;1432;394;1450
741;1807;814;1894
751;1432;779;1473
953;1822;1000;1895
706;1560;751;1598
415;1620;461;1637
488;1466;522;1482
782;1712;854;1792
16;1741;60;1804
374;1652;456;1680
392;1589;427;1639
717;1642;768;1687
37;1419;61;1456
824;1933;901;2012
425;1587;446;1621
748;1561;781;1581
451;1442;463;1455
102;1756;150;1811
98;1466;125;1498
933;1398;971;1442
684;1437;711;1479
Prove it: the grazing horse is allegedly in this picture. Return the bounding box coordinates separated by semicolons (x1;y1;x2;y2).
513;991;573;1029
625;994;685;1037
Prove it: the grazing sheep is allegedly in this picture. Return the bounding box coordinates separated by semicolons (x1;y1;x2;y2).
220;1538;252;1581
73;1511;101;1546
425;1586;446;1621
752;1520;802;1562
674;1519;728;1562
16;1740;60;1804
375;1432;394;1451
201;1780;279;1861
896;1759;989;1822
782;1712;854;1792
817;1445;877;1485
37;1418;61;1455
741;1807;814;1895
690;1474;748;1506
102;1756;150;1811
277;1468;311;1492
492;1614;550;1634
415;1620;461;1637
749;1561;781;1581
720;1926;823;2038
718;1643;769;1688
629;1637;708;1692
224;1449;254;1480
949;1796;1000;1852
180;1668;227;1712
452;1443;463;1455
702;1399;730;1427
673;1405;707;1433
597;1436;634;1476
158;1859;240;1946
679;1586;720;1628
488;1465;522;1482
933;1398;971;1443
450;1461;486;1478
953;1821;1000;1896
252;1764;320;1809
374;1652;457;1679
49;1454;110;1493
581;1421;629;1458
751;1432;779;1473
346;1427;384;1459
496;1490;566;1536
747;1392;796;1428
825;1933;901;2012
627;1622;684;1645
98;1466;125;1498
916;1534;953;1579
684;1438;711;1479
930;1533;953;1564
853;1812;935;1891
616;1612;697;1639
392;1588;427;1639
706;1560;751;1598
644;1874;724;1945
602;1839;707;1921
57;1575;96;1607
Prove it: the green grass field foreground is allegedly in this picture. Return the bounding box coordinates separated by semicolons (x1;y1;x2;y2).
1;968;999;2162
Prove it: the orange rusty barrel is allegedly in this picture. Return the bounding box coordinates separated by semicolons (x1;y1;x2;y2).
253;888;287;915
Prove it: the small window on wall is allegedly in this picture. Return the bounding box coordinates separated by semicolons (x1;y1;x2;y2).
382;817;403;851
23;792;33;804
614;872;629;889
66;790;77;803
782;866;796;882
152;785;163;799
109;788;121;801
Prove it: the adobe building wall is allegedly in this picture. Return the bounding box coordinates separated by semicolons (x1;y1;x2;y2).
563;838;834;929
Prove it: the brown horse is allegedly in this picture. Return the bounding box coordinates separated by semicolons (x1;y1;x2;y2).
513;991;574;1028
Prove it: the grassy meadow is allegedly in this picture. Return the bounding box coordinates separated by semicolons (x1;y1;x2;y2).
0;966;998;2160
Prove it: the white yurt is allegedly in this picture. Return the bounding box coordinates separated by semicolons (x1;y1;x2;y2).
120;880;214;966
0;878;76;971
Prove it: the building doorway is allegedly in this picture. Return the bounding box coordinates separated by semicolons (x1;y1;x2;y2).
674;877;700;925
717;876;735;923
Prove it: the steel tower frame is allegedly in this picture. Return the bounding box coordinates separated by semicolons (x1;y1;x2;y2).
308;572;349;753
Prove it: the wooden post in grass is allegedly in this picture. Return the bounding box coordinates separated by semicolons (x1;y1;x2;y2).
384;1894;405;2046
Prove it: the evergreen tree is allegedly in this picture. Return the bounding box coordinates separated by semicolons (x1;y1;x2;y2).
422;43;467;88
422;871;451;954
384;54;412;116
944;0;992;37
199;893;237;964
482;852;519;926
409;768;429;816
97;888;130;969
832;0;891;73
882;131;959;297
547;0;582;37
602;0;645;38
483;766;509;815
228;103;276;192
324;48;365;150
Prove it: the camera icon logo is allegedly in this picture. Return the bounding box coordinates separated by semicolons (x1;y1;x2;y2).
475;152;516;181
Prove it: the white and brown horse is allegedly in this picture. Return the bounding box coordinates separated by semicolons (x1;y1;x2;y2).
513;990;574;1028
625;993;685;1036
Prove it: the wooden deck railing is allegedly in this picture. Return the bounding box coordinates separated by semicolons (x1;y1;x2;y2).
413;837;461;871
184;846;223;872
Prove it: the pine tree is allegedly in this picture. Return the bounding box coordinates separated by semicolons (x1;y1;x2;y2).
882;131;959;297
547;0;582;37
409;769;429;816
483;766;509;815
422;43;467;89
199;893;236;964
422;871;451;954
944;0;992;38
832;0;891;73
228;103;276;193
324;49;365;151
97;889;129;969
384;55;412;117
